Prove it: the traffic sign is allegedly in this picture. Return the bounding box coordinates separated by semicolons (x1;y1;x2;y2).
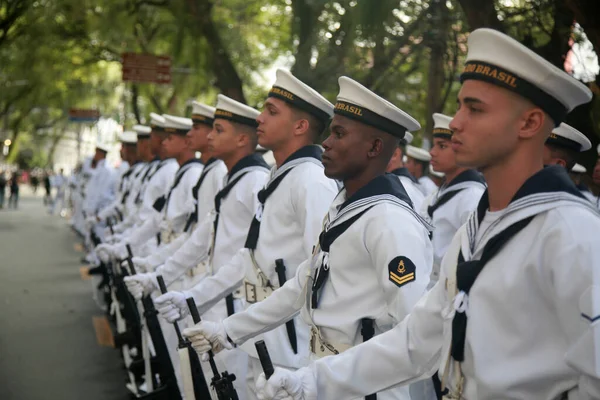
122;52;172;84
68;108;100;122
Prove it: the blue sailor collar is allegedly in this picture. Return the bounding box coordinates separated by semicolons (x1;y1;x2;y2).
280;145;323;166
475;165;586;223
390;167;418;184
445;169;485;188
228;153;269;183
339;173;413;211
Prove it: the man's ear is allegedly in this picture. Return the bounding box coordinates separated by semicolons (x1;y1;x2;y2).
518;107;545;140
293;118;310;137
367;137;384;159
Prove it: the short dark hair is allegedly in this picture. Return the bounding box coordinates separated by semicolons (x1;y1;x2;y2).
291;107;328;143
233;121;259;149
547;143;578;170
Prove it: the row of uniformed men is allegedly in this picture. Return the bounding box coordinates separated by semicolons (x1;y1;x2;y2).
77;27;600;400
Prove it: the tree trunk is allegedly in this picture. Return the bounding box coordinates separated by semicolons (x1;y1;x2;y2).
185;0;246;103
456;0;504;32
423;0;450;142
131;84;142;123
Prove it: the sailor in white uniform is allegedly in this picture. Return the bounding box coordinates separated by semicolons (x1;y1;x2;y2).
406;144;439;196
542;122;596;203
421;113;486;289
182;76;434;400
110;125;154;233
139;95;270;398
128;101;228;276
87;130;140;227
136;69;339;399
258;28;600;400
543;122;591;170
108;115;171;237
386;132;425;211
98;114;201;261
570;163;598;203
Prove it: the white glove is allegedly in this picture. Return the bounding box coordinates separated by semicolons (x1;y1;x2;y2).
96;243;113;263
256;367;317;400
183;321;233;360
124;273;157;300
85;216;98;230
132;256;154;272
110;243;128;260
154;291;191;323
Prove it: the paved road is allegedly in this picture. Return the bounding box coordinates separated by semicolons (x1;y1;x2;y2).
0;189;129;400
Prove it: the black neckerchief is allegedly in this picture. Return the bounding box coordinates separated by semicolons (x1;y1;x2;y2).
451;165;586;362
244;145;323;250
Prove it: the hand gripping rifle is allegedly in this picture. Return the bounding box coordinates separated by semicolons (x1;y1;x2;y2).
186;297;239;400
125;245;180;399
155;275;212;400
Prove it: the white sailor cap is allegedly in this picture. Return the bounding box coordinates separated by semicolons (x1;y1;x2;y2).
119;131;138;144
432;113;453;139
335;76;420;139
133;124;151;138
462;28;592;125
150;112;166;131
401;132;414;145
214;94;260;127
571;163;586;174
268;69;334;123
163;114;193;135
191;101;216;126
406;145;431;162
430;164;445;178
96;142;111;153
546;122;591;152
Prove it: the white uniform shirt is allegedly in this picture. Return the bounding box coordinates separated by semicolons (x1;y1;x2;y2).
418;175;439;196
126;158;201;247
389;167;425;212
420;169;486;287
307;166;600;400
223;174;434;399
189;146;339;368
185;154;269;322
83;159;116;215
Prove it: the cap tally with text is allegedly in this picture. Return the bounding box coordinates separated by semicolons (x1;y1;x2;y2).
192;101;216;127
571;163;586;174
214;94;260;128
335;76;420;139
150;112;166;132
461;28;592;125
163;114;193;135
133;124;151;139
119;131;138;144
268;69;334;123
432;113;453;139
406;145;431;162
96;142;111;153
547;122;591;152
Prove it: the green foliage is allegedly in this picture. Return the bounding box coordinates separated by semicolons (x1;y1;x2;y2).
1;0;598;168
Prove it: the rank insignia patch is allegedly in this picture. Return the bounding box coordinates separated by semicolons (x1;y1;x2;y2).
388;256;416;288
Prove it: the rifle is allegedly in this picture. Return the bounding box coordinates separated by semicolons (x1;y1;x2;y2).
125;245;180;399
255;340;274;380
186;297;239;400
155;276;212;400
274;259;297;354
